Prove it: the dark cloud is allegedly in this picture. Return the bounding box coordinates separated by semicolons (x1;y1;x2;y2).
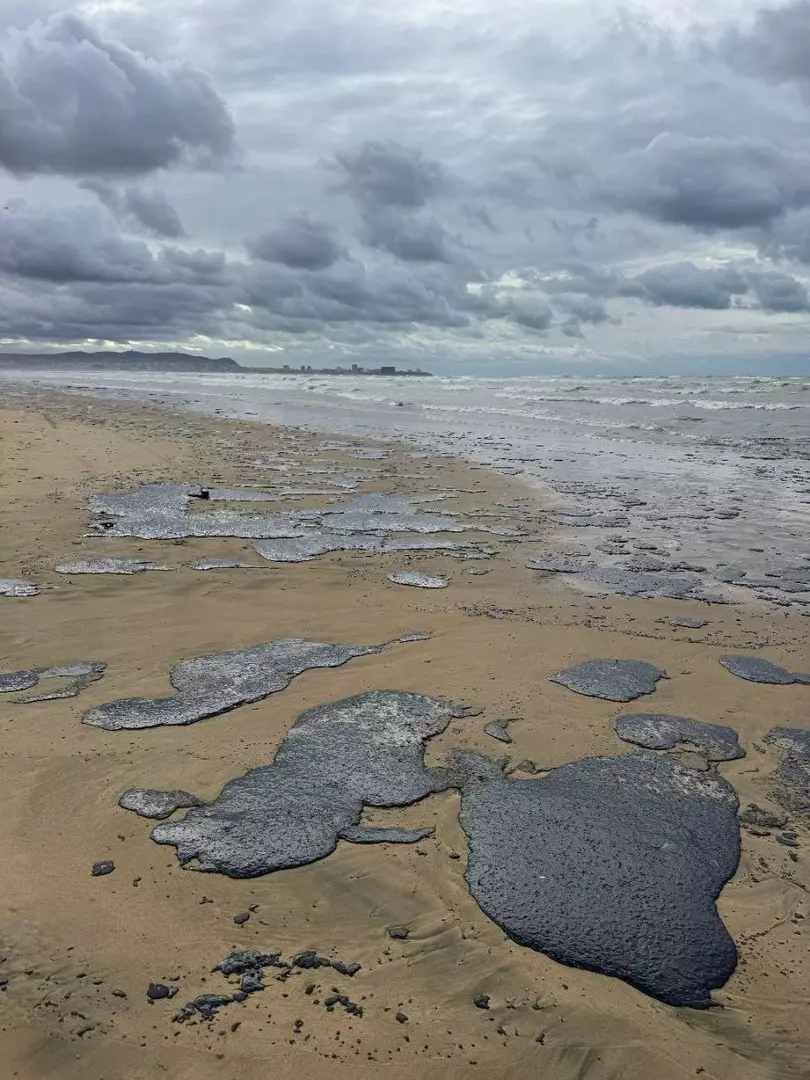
82;181;186;238
0;201;230;293
509;295;554;332
361;208;454;263
750;270;809;312
241;257;489;330
726;1;810;87
604;134;810;231
0;13;236;176
628;262;749;310
561;317;585;338
553;291;608;323
121;188;186;238
332;141;446;210
0;202;159;283
759;208;810;264
248;214;344;270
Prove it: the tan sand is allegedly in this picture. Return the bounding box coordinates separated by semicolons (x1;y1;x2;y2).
0;390;807;1080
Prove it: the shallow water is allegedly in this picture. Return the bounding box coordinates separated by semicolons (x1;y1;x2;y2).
3;369;808;579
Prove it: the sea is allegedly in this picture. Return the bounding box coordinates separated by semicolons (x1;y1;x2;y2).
2;368;808;585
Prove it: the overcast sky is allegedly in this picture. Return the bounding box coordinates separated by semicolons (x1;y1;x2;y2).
2;1;810;372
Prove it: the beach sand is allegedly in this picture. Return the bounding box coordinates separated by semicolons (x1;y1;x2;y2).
0;390;807;1080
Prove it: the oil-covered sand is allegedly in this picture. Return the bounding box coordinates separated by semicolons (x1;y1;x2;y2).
0;389;807;1080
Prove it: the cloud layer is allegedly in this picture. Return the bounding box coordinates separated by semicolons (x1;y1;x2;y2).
1;2;810;369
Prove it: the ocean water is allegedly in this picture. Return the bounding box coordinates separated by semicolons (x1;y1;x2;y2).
3;369;808;581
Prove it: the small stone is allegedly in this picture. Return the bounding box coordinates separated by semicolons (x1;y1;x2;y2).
474;995;490;1010
91;861;115;877
147;983;176;1001
484;722;512;744
396;1012;408;1024
776;834;799;848
387;927;410;940
112;990;127;999
240;969;265;993
233;912;250;925
331;960;361;977
293;951;326;970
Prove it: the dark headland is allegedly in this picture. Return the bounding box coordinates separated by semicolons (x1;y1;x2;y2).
0;350;432;376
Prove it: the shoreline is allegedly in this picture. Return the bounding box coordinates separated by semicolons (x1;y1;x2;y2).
1;370;807;613
0;388;807;1080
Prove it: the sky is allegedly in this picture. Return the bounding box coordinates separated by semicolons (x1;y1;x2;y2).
2;0;810;373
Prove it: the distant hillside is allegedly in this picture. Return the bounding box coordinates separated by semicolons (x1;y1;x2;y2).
0;350;239;373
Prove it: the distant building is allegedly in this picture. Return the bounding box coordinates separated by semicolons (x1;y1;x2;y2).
380;366;396;375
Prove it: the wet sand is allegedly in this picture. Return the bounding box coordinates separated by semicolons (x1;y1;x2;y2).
0;390;807;1080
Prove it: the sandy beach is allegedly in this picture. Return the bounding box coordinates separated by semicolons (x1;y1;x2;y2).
0;389;807;1080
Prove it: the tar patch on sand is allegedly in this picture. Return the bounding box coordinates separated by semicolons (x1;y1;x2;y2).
56;557;171;574
148;691;469;876
0;578;39;597
762;727;810;813
185;558;264;571
0;662;106;702
457;750;740;1008
719;655;809;685
118;789;206;819
551;659;665;702
616;714;745;761
83;633;429;731
387;571;449;589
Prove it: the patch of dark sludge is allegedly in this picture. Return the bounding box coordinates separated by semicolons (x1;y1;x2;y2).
762;727;810;813
84;634;429;731
551;659;665;702
1;662;106;702
147;691;469;876
118;789;206;819
456;750;740;1008
616;714;745;761
719;656;809;686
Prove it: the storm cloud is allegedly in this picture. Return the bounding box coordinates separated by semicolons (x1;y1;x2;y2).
750;270;809;312
248;215;345;271
0;13;236;176
82;182;186;238
629;262;749;310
